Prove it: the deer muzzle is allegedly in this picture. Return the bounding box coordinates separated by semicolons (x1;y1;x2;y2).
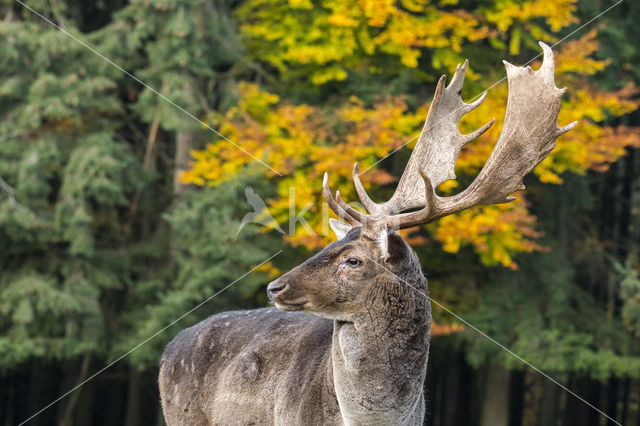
267;279;287;300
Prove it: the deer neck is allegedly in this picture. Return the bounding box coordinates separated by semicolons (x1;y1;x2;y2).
330;272;431;425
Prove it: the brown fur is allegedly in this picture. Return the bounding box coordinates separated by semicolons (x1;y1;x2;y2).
159;227;431;425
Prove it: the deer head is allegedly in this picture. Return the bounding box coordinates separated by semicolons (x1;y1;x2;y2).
267;42;576;320
267;225;421;322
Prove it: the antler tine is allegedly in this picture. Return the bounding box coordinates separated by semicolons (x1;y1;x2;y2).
352;163;381;215
460;90;487;115
463;117;495;145
448;60;484;118
322;173;360;227
335;190;369;225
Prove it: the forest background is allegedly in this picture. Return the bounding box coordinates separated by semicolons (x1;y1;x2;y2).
1;0;640;425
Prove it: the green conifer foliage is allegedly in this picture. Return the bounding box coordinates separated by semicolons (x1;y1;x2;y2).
0;10;126;367
113;0;244;129
0;1;275;377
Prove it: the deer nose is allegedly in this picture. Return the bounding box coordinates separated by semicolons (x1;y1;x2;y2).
267;280;287;299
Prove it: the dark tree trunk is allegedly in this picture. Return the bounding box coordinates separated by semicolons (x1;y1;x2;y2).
59;353;91;426
617;148;634;259
620;378;630;426
522;370;541;425
480;364;510;426
538;378;559;426
124;368;141;426
508;369;525;426
563;375;590;426
636;378;640;426
434;357;446;426
74;377;95;426
587;380;602;426
440;350;464;426
606;377;619;426
2;370;18;426
456;351;473;426
26;361;61;426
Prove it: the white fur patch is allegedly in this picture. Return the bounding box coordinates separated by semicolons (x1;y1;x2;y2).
375;228;389;259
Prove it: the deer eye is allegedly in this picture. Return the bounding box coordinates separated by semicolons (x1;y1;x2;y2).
346;257;362;267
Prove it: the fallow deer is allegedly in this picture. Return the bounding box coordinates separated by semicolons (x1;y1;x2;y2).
159;42;575;425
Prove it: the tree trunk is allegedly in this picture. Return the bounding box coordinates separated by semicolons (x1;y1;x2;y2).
441;353;461;426
431;356;443;426
480;364;510;426
636;379;640;426
2;370;17;426
455;351;473;426
538;378;559;426
605;377;619;426
620;378;630;426
59;353;91;426
124;368;141;426
562;375;589;426
174;130;196;195
74;376;95;426
436;356;449;426
587;380;601;426
508;369;525;426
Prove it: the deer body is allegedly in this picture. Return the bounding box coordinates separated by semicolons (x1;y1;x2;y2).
160;309;341;425
160;43;574;425
160;229;430;425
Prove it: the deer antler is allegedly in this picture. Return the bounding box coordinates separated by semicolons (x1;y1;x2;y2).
324;42;577;236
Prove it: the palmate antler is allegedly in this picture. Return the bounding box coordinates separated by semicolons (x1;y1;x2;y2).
324;42;577;237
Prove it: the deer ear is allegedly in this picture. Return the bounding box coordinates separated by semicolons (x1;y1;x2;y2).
329;219;352;240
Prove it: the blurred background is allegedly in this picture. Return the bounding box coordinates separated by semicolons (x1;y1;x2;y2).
1;0;639;425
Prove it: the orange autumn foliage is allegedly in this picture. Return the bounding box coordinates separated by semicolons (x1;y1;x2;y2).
432;321;465;336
